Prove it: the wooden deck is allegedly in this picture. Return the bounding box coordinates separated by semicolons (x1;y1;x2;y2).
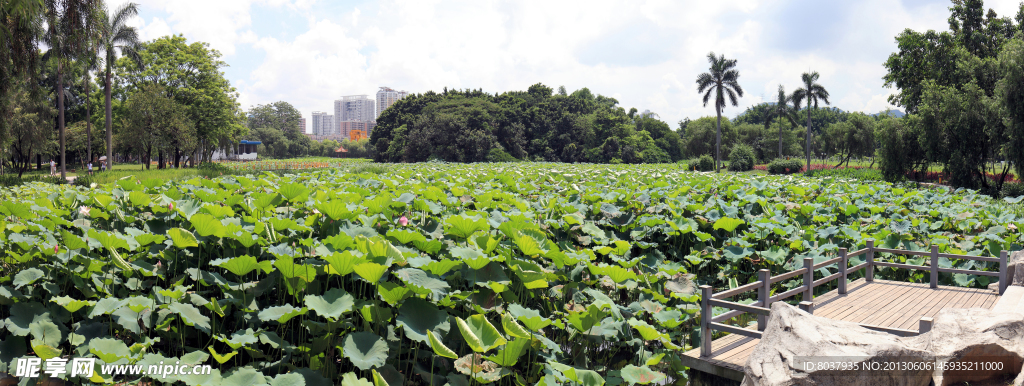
680;278;1000;381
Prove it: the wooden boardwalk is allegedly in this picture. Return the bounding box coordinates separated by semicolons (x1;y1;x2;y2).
680;278;1000;381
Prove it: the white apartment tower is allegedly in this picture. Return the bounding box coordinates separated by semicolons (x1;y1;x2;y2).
376;87;409;120
310;112;335;136
335;95;375;138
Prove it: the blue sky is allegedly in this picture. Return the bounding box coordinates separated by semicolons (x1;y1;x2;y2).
116;0;1024;133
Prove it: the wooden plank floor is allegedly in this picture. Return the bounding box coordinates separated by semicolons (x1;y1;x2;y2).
680;279;999;381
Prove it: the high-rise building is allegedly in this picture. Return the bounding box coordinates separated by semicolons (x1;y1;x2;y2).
376;87;409;120
335;95;376;138
336;95;375;123
310;112;335;136
298;118;306;133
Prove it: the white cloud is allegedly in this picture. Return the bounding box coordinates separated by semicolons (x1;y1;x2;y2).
116;0;1024;132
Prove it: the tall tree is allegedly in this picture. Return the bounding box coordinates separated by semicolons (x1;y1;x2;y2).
695;52;743;173
792;71;830;172
763;85;799;158
43;0;99;178
117;35;245;164
1;0;44;150
98;1;141;169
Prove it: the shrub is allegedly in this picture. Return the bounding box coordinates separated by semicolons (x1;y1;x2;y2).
486;148;517;163
727;144;756;172
1002;182;1024;198
691;154;715;172
641;147;671;164
72;175;95;188
767;158;804;174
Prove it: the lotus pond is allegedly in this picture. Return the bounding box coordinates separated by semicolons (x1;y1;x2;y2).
0;163;1020;386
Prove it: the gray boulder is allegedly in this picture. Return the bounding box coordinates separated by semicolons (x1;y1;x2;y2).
742;302;1024;386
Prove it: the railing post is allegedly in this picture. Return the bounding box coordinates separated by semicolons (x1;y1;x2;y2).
838;248;848;294
700;285;712;357
803;257;814;303
1000;250;1008;295
866;240;875;282
930;245;939;289
799;301;814;314
757;269;770;331
919;316;934;334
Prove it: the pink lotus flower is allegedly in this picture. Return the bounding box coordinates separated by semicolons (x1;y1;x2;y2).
54;245;59;254
169;202;175;211
78;206;90;216
399;216;409;227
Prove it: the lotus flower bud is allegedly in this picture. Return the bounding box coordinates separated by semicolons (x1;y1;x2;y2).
169;202;175;211
54;245;59;254
399;216;409;227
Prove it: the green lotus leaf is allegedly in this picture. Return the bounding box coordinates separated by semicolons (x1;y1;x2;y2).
484;337;529;367
208;346;238;364
549;362;605;386
371;369;389;386
29;319;62;347
421;259;463;276
712;217;745;232
455;315;507;353
445;215;489;239
90;337;132;363
619;365;665;385
507;304;551;332
341;372;374;386
168;228;200;249
190;213;225;237
12;268;44;289
344;332;389;371
270;373;306;386
258;304;309;323
387;229;426;245
32;341;62;360
394;268;450;296
51;296;93;313
427;330;458;359
304;288;355;320
317;200;353;221
325;250;364;276
279;183;310;202
396;297;450;344
353;262;388;283
500;313;532;339
377;282;412;306
168;302;211;334
211;255;261;276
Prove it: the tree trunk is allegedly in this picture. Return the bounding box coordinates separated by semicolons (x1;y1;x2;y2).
105;69;113;169
86;71;91;165
716;106;722;173
174;147;180;168
59;65;66;179
778;122;783;159
806;108;812;173
158;150;164;169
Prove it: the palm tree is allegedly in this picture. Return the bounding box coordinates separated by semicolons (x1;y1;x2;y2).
696;52;743;173
81;6;102;167
792;71;830;172
98;1;142;171
764;85;799;159
43;0;100;179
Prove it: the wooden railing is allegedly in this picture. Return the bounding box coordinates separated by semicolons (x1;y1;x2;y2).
698;240;1008;357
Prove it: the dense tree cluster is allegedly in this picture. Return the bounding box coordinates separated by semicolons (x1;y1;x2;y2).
370;85;683;164
879;0;1024;192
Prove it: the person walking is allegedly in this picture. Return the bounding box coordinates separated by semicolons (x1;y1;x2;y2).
87;161;93;176
49;159;55;176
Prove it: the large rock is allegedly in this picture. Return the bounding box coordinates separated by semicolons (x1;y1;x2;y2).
741;303;933;386
741;303;1024;386
989;250;1024;292
904;308;1024;385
